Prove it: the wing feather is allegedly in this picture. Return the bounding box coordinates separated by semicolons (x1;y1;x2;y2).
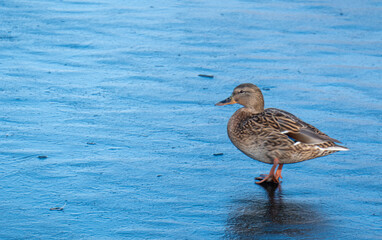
264;108;341;144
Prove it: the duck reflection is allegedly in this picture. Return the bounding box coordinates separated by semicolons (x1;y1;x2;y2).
225;183;325;239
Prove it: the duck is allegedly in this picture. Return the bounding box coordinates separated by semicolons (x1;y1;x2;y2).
215;83;348;184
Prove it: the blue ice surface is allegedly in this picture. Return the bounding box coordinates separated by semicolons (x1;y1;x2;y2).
0;0;381;239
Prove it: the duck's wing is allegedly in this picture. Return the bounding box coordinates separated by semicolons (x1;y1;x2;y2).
264;108;341;144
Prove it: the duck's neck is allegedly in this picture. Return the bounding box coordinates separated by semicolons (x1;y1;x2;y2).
246;106;264;114
246;99;264;114
243;91;264;113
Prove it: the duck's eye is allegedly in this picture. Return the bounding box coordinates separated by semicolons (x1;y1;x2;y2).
239;90;244;94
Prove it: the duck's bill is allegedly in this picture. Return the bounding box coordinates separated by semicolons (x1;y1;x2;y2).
215;96;236;106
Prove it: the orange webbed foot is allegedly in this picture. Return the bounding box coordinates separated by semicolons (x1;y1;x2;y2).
274;163;284;183
255;159;282;184
255;174;279;184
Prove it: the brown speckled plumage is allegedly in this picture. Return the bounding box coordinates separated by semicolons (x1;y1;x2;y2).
227;107;341;164
216;83;348;183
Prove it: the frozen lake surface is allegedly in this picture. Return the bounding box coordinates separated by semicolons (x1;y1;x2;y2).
0;0;381;239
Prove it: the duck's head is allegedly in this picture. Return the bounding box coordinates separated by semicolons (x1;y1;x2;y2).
215;83;264;112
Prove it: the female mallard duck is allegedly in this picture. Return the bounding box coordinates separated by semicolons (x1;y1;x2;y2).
216;83;348;184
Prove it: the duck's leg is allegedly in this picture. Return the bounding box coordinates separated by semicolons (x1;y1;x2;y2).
274;164;283;183
256;158;279;184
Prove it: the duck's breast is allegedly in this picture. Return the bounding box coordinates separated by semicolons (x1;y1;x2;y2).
227;109;274;164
